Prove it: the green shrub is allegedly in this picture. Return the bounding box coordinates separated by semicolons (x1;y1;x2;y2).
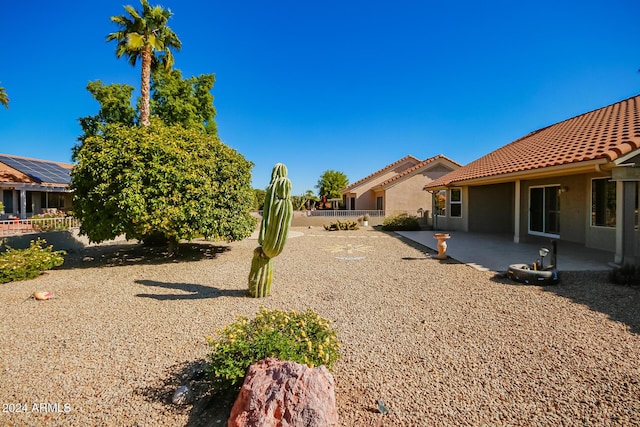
381;213;421;231
30;212;69;232
206;307;341;388
324;219;359;231
609;263;640;286
0;239;66;283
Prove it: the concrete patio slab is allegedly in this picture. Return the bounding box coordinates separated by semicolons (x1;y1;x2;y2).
395;231;615;272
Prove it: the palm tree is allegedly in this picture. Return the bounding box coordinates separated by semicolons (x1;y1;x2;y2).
0;86;8;109
107;0;181;127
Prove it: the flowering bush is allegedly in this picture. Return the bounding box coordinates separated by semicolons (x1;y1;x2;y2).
30;212;69;232
206;307;341;388
0;239;66;283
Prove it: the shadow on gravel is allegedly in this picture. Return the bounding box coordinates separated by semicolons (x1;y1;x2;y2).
492;271;640;335
58;242;231;270
135;279;248;300
136;358;238;426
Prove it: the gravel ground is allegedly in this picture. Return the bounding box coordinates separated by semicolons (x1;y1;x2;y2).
1;226;640;426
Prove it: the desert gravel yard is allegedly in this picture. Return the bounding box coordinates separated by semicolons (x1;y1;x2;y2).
1;227;640;426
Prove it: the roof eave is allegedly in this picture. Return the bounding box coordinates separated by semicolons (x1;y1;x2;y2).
424;158;611;190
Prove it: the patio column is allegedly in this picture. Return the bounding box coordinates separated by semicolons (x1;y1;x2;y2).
513;180;521;243
617;181;637;264
20;189;27;219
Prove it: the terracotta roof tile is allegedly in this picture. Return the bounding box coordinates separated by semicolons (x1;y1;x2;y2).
425;94;640;189
377;154;461;187
342;155;421;192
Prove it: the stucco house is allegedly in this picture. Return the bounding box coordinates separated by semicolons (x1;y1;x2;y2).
0;154;73;219
341;154;460;216
424;94;640;265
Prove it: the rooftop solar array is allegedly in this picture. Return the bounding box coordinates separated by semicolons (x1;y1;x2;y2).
0;155;72;184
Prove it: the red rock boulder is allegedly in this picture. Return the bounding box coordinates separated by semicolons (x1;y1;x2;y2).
228;357;338;427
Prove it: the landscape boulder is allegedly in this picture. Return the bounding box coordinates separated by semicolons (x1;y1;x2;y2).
228;357;338;427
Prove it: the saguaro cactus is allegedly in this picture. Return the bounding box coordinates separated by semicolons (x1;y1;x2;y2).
249;163;293;297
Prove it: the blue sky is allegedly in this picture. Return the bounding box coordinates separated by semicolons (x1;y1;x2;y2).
1;0;639;194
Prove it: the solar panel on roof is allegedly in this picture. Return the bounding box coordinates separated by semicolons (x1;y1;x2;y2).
0;155;71;184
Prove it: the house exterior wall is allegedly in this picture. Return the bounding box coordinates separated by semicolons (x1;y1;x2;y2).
517;172;616;252
349;159;420;210
468;183;514;233
385;172;433;215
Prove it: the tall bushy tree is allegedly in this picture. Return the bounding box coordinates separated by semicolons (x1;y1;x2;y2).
0;85;9;109
107;0;181;127
76;81;136;144
71;121;256;253
151;68;217;134
316;170;349;199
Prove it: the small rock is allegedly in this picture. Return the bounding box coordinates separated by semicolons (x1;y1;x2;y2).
172;385;193;405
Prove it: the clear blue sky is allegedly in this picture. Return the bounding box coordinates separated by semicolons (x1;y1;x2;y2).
2;0;639;194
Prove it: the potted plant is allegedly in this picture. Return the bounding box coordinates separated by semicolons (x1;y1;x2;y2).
363;213;370;226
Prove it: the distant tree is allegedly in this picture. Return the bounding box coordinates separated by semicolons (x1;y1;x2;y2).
291;190;319;210
71;121;256;254
316;170;349;199
0;85;8;109
253;188;266;210
107;0;181;127
151;68;217;134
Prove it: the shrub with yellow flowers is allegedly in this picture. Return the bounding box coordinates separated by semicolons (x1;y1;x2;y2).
0;238;65;284
206;307;341;388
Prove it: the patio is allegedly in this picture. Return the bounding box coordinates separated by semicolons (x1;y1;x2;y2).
396;231;615;272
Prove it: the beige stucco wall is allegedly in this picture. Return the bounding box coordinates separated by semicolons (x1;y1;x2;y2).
384;172;432;215
519;172;615;252
347;158;421;210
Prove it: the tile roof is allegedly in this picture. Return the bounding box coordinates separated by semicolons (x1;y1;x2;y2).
376;154;461;187
425;94;640;189
342;155;421;192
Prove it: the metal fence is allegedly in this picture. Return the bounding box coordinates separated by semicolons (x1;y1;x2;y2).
0;217;81;237
305;209;388;218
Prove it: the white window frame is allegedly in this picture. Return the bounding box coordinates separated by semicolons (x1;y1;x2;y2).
449;188;462;218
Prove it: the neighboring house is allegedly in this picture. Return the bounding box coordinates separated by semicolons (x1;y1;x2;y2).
0;154;73;219
424;94;640;265
341;154;461;216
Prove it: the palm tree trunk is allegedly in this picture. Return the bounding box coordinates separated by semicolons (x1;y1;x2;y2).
140;47;152;127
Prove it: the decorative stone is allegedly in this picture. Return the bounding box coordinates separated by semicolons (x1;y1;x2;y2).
228;358;338;427
172;385;193;405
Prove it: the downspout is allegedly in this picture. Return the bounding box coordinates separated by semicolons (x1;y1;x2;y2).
514;179;521;243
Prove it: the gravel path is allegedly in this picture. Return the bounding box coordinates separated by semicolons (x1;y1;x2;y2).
1;227;639;426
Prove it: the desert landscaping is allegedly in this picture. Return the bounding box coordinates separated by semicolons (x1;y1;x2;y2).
1;227;639;426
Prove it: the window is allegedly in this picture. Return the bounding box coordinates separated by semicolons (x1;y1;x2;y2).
434;190;446;216
450;188;462;217
591;178;616;227
529;185;560;235
376;196;383;211
2;190;13;213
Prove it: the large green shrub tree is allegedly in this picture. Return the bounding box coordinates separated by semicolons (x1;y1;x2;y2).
316;170;349;199
71;121;256;253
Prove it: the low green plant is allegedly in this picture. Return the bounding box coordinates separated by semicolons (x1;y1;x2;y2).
381;213;420;231
30;212;69;232
324;219;359;231
0;238;66;283
609;263;640;286
206;307;341;389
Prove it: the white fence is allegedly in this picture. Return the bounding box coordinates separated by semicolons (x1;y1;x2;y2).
0;217;81;237
306;210;387;218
